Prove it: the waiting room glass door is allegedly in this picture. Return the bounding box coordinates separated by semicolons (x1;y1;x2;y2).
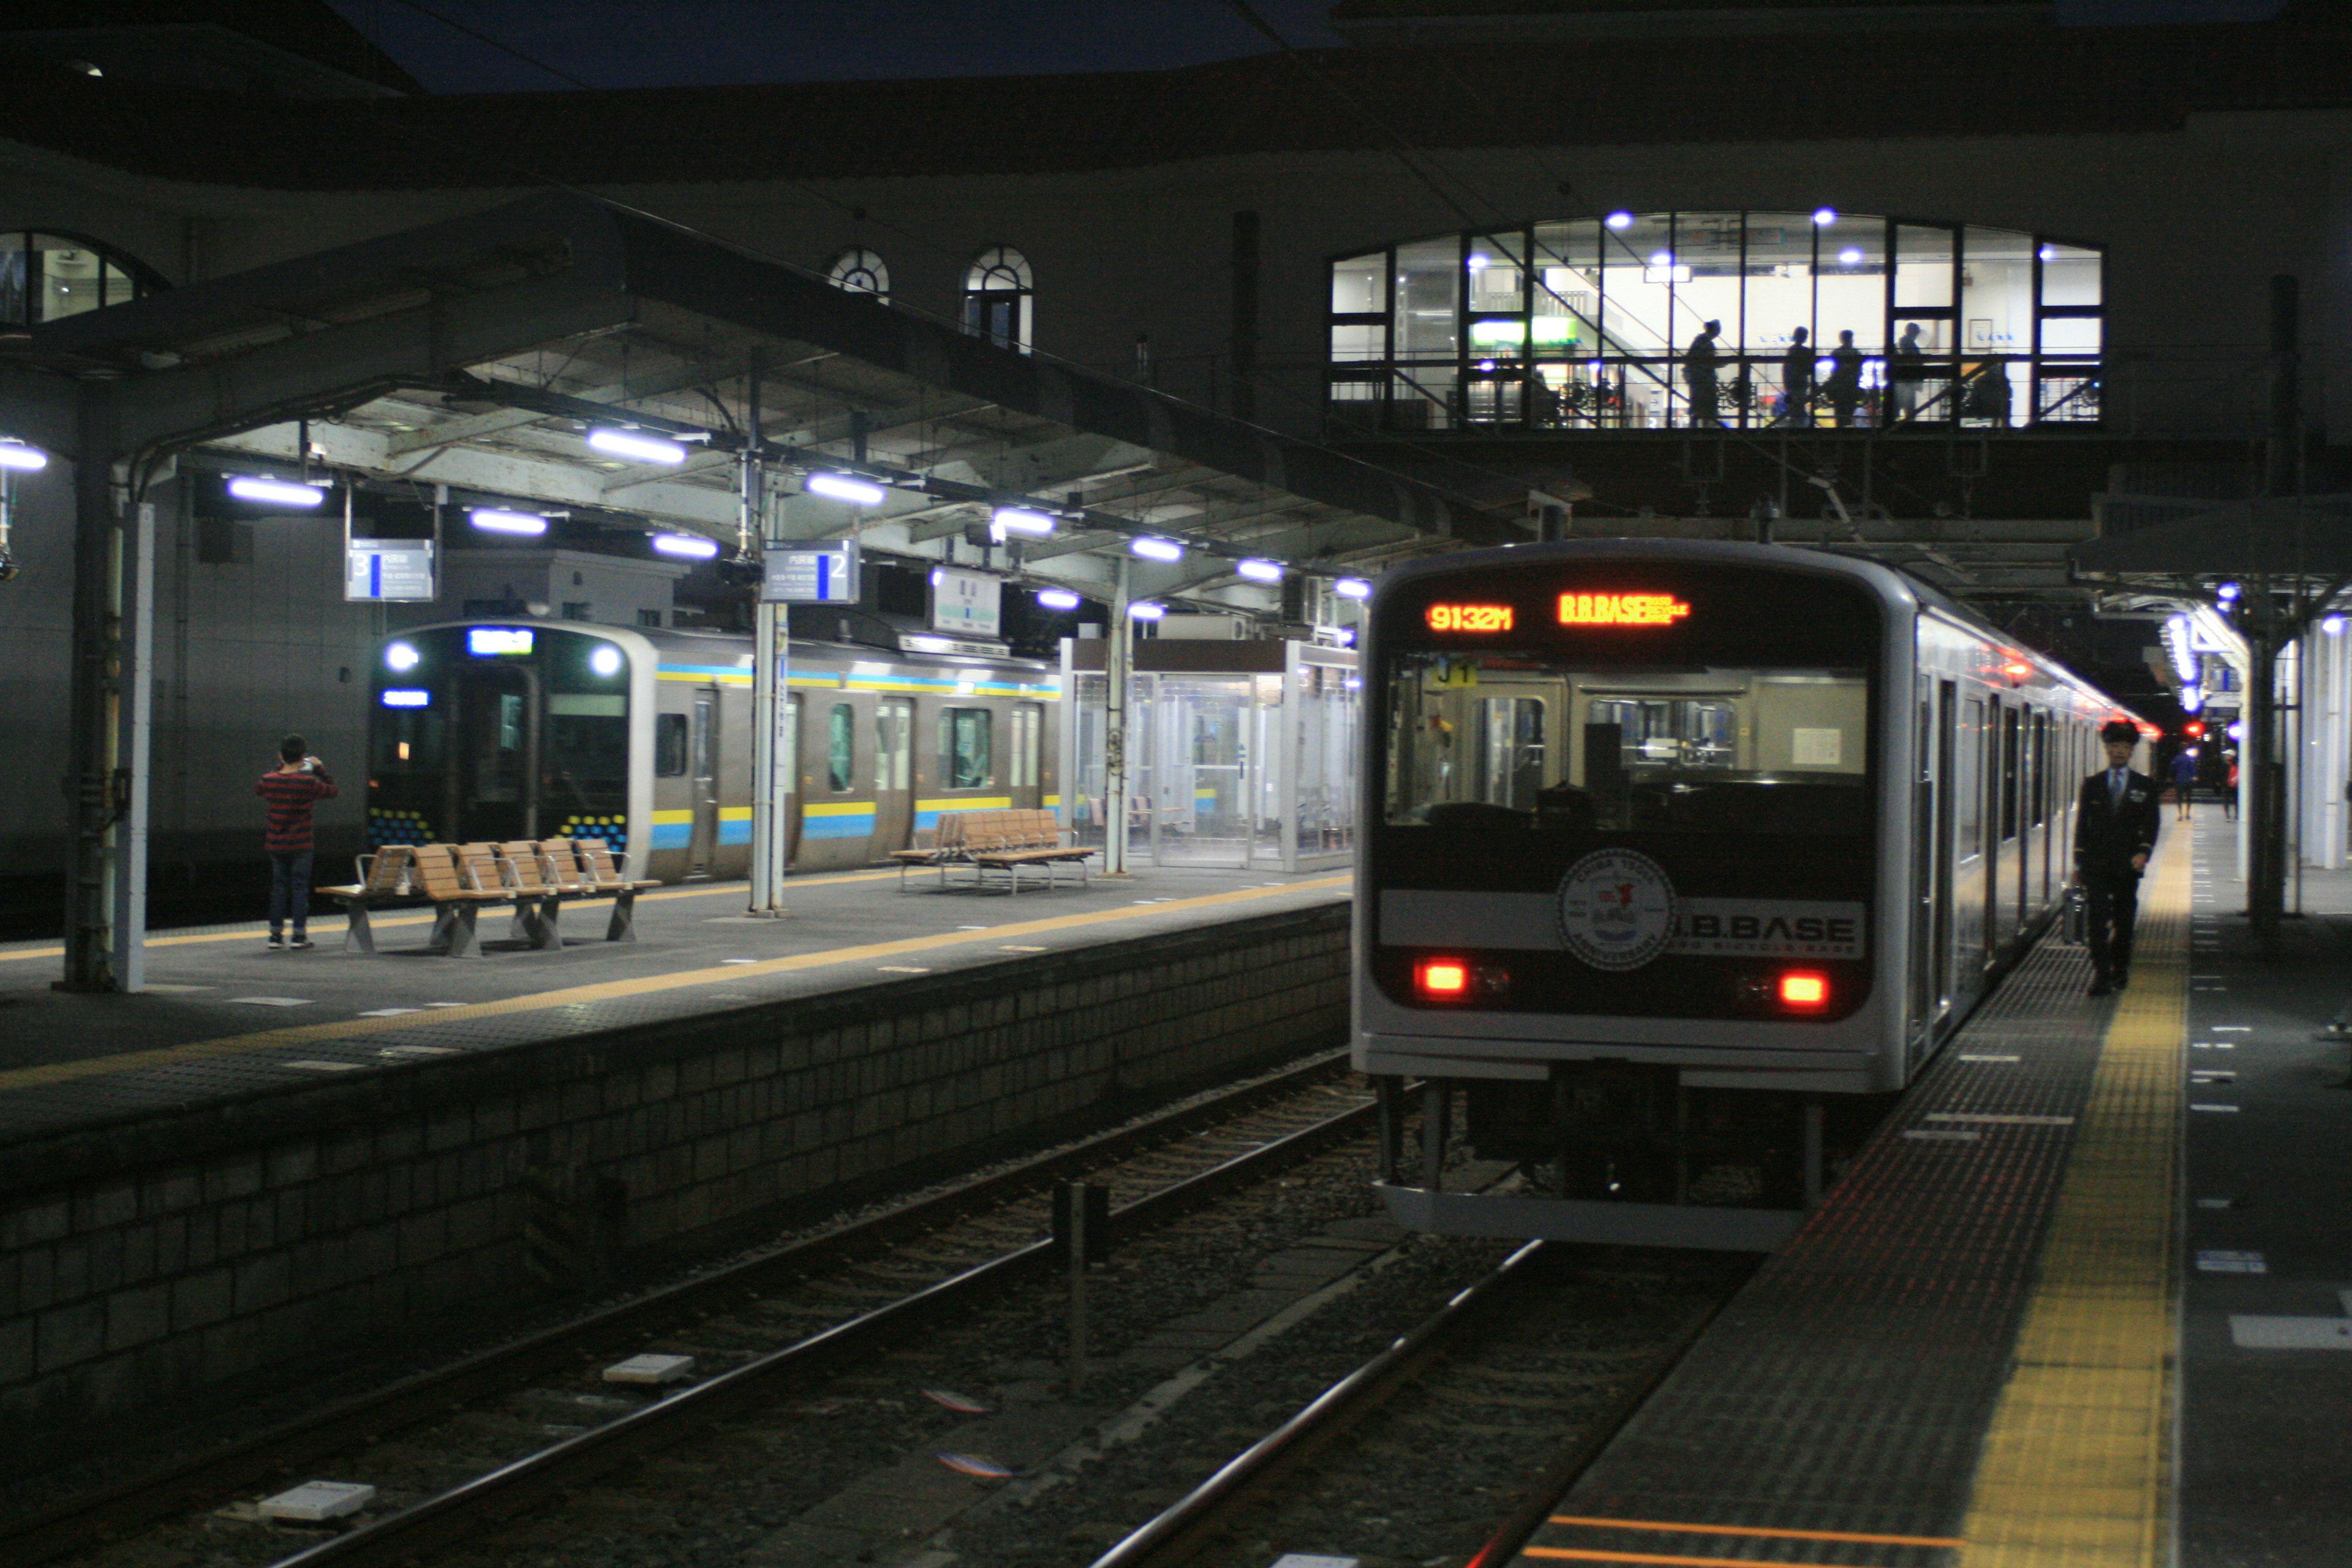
1151;677;1251;867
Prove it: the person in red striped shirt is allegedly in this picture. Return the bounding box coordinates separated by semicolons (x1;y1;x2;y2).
256;735;337;951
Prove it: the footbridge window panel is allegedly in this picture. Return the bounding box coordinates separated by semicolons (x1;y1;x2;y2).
1325;215;2101;434
0;231;163;327
963;246;1033;353
827;246;890;304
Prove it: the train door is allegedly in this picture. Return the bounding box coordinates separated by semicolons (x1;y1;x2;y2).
1008;702;1045;809
688;690;719;876
1983;699;2007;968
452;662;540;843
783;696;804;865
872;699;914;853
1933;680;1958;1017
1909;685;1938;1051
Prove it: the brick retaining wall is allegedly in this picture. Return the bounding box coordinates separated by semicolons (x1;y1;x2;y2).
0;901;1349;1466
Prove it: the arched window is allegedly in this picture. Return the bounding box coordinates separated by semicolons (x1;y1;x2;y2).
826;247;889;304
0;230;164;328
1326;214;2101;434
963;246;1033;353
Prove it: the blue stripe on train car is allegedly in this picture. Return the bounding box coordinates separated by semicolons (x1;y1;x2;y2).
718;819;753;845
650;821;692;849
801;810;876;840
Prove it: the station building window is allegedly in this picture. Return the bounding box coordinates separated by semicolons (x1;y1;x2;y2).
0;231;163;326
827;247;890;304
963;246;1032;353
1327;214;2101;434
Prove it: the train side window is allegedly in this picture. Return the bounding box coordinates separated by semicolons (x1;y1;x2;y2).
827;703;855;792
940;707;993;789
655;712;690;777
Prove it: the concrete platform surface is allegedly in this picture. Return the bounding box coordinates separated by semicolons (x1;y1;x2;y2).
0;862;1351;1144
2179;806;2352;1568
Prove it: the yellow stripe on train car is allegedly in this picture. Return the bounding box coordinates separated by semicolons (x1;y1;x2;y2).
803;801;878;817
916;796;1014;812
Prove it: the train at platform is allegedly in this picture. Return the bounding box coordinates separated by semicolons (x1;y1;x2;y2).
1357;540;2139;1248
363;620;1061;882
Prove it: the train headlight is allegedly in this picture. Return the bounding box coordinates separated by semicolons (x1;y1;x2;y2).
1777;971;1831;1011
589;644;624;677
385;641;420;673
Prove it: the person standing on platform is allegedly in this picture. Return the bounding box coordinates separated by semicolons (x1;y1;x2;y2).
257;735;337;951
1823;330;1866;427
1776;328;1812;425
1684;319;1724;428
2075;719;2161;997
2169;744;2199;820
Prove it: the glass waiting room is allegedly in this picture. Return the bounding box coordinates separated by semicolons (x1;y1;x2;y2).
1328;213;2102;434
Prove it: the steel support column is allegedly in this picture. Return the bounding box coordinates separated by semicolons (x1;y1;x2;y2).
61;381;124;990
1104;559;1132;876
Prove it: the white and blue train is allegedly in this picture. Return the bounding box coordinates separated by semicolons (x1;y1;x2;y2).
366;620;1061;881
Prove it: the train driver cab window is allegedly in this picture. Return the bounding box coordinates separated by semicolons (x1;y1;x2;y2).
940;707;993;789
827;703;855;792
1386;665;1868;835
655;712;690;777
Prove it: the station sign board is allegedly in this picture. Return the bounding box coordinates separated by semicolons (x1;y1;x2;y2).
763;543;859;604
345;538;436;602
931;567;1002;638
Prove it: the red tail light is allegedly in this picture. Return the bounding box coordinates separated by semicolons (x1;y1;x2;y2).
1778;971;1830;1010
1417;959;1471;1000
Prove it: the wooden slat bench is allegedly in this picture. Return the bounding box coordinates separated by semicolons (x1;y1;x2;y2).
313;845;414;953
571;838;659;941
918;808;1093;893
411;843;510;958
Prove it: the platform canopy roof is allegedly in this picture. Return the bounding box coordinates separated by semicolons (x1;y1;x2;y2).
2071;496;2352;581
23;194;1517;614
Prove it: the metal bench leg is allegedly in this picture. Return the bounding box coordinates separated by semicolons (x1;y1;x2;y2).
342;902;375;954
605;891;637;942
426;905;455;954
446;905;483;959
533;897;562;951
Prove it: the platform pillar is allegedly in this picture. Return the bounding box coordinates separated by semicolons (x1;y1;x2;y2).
1103;558;1132;876
61;388;154;993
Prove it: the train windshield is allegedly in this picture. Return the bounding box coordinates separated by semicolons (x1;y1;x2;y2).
1384;655;1869;835
1377;562;1882;839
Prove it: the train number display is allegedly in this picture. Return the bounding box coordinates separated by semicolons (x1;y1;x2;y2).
1425;603;1515;633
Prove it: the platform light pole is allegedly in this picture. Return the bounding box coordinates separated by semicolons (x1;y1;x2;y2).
1104;558;1132;876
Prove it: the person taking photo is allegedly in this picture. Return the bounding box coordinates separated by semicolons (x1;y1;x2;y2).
256;735;337;951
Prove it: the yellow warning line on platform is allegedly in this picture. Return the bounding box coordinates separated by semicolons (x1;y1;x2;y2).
0;876;1351;1095
0;870;907;964
1956;823;2186;1567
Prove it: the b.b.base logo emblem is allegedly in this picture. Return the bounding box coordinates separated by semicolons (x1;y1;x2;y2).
1558;849;1678;971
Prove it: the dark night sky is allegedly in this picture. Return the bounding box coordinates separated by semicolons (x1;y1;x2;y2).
318;0;2287;94
318;1;1349;93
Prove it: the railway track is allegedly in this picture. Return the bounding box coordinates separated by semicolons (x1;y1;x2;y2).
1084;1240;1746;1568
11;1050;1376;1568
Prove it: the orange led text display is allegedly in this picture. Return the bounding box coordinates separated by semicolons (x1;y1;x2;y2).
1557;592;1692;628
1425;603;1515;633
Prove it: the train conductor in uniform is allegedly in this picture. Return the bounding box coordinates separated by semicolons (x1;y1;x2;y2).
2076;719;2162;996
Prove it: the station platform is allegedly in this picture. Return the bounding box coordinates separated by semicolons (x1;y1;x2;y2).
1510;806;2352;1568
0;862;1349;1144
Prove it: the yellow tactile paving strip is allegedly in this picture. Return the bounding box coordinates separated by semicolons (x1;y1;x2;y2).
0;876;1351;1095
1955;829;2187;1568
0;869;908;964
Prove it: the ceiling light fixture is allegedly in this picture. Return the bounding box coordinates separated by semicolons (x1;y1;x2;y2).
228;475;328;507
805;472;887;506
587;428;688;465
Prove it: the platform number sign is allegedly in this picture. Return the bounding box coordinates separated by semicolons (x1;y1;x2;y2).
763;543;859;604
